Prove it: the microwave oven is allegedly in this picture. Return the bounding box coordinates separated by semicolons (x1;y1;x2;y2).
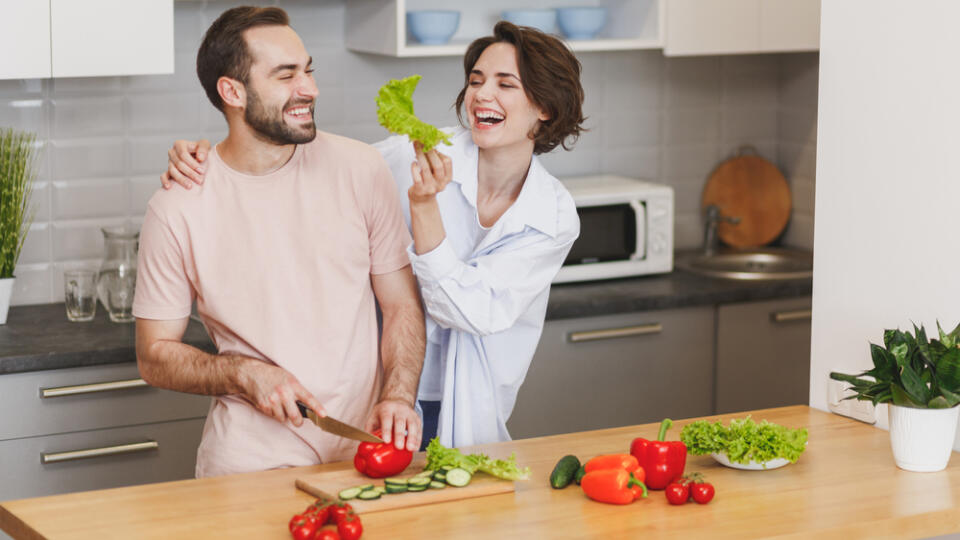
554;175;674;283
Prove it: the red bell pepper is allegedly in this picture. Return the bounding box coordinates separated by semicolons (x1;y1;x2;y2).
353;430;413;478
581;468;648;505
630;418;687;490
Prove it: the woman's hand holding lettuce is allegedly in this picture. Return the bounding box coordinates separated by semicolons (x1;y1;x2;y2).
680;417;808;465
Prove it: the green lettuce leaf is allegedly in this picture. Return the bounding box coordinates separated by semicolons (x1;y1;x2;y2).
680;416;809;464
424;438;530;481
375;75;452;152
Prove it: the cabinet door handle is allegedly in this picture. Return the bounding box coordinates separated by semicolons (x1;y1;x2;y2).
771;309;812;323
41;440;158;464
40;378;149;398
568;323;663;343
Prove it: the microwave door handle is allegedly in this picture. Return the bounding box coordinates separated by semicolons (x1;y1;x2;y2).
629;200;645;260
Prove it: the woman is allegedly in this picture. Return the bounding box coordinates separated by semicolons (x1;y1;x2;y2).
162;21;585;448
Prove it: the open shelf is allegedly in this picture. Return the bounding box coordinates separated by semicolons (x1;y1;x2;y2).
346;0;664;57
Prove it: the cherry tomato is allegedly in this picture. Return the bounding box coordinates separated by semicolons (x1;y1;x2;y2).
305;500;332;525
329;502;354;523
690;481;715;504
664;481;690;505
315;524;341;540
288;513;320;540
336;511;364;540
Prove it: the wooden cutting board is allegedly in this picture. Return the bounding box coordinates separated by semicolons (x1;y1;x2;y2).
295;458;515;514
702;148;792;248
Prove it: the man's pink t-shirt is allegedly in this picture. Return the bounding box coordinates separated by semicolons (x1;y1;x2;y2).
132;132;412;477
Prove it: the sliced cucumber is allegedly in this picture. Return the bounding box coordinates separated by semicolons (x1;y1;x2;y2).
384;484;408;494
433;472;447;483
407;485;428;492
441;465;454;472
445;467;472;487
415;470;435;478
357;484;375;491
357;489;382;500
384;477;408;486
338;487;364;500
372;486;387;495
429;480;446;489
408;477;431;488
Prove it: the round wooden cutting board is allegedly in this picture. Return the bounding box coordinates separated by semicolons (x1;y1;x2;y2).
702;149;791;248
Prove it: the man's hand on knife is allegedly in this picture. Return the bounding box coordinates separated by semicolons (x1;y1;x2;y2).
366;399;422;452
240;360;325;427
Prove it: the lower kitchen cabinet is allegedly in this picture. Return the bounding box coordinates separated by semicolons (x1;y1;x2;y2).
0;418;204;502
507;307;715;439
0;362;210;504
715;298;812;414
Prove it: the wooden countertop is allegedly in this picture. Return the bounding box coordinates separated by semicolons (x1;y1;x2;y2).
2;405;958;539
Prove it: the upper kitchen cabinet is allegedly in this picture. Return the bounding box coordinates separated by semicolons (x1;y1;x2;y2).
0;1;52;79
0;0;174;80
664;0;819;56
345;0;664;57
50;0;174;78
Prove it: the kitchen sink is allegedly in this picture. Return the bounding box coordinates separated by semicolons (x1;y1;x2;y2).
677;248;813;281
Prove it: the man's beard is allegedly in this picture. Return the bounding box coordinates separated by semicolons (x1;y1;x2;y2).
244;88;317;145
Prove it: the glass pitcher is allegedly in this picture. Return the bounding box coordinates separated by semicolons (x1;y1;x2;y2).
97;226;139;323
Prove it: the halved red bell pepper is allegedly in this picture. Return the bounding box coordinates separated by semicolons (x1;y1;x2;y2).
630;418;687;490
581;468;648;505
353;430;413;478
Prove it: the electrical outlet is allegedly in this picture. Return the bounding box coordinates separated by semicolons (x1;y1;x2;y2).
827;374;877;424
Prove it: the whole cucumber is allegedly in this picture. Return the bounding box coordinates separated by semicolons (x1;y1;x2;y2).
549;455;581;489
574;464;587;485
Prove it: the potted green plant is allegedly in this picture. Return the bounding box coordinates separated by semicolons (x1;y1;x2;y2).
830;322;960;472
0;128;38;324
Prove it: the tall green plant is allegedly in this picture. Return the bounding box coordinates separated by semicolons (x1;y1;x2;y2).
0;128;37;279
831;322;960;409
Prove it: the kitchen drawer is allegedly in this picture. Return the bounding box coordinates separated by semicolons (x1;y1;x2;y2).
0;363;210;441
508;307;715;439
0;417;204;502
715;298;812;413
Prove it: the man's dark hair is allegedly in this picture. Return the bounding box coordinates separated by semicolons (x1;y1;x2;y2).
455;21;586;155
197;6;290;112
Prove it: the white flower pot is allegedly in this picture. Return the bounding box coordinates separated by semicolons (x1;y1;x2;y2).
0;277;13;324
888;403;960;472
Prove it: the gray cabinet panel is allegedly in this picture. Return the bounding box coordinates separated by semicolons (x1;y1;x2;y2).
0;363;211;441
0;417;204;501
716;298;811;414
507;307;715;439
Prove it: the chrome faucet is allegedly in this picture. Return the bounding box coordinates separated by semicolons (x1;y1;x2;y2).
703;205;741;256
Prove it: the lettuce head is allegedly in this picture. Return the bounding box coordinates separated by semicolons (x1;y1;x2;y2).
376;75;452;152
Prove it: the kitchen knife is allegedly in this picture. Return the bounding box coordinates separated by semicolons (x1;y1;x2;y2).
296;401;385;444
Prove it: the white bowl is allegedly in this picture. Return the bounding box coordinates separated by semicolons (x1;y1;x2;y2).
711;452;791;470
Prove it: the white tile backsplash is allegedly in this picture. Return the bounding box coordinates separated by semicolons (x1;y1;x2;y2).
1;1;819;305
51;96;124;138
52;179;129;220
50;138;126;180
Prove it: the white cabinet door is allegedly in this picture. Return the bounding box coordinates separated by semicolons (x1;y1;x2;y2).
0;0;52;79
50;0;174;78
760;0;820;52
665;0;760;56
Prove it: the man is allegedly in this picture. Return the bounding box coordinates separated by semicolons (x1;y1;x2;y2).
133;6;425;477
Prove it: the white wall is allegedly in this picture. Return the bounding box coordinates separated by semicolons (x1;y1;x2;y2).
810;1;960;437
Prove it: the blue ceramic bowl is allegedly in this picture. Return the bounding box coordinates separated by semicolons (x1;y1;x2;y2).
407;10;460;45
557;7;607;40
501;9;557;34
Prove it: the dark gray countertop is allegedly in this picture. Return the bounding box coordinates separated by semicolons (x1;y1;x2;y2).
1;269;811;375
0;304;214;375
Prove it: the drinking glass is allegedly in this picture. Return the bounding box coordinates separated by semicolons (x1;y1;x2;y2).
64;270;98;322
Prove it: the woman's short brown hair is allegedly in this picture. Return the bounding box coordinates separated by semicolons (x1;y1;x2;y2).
196;6;289;112
455;21;586;155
